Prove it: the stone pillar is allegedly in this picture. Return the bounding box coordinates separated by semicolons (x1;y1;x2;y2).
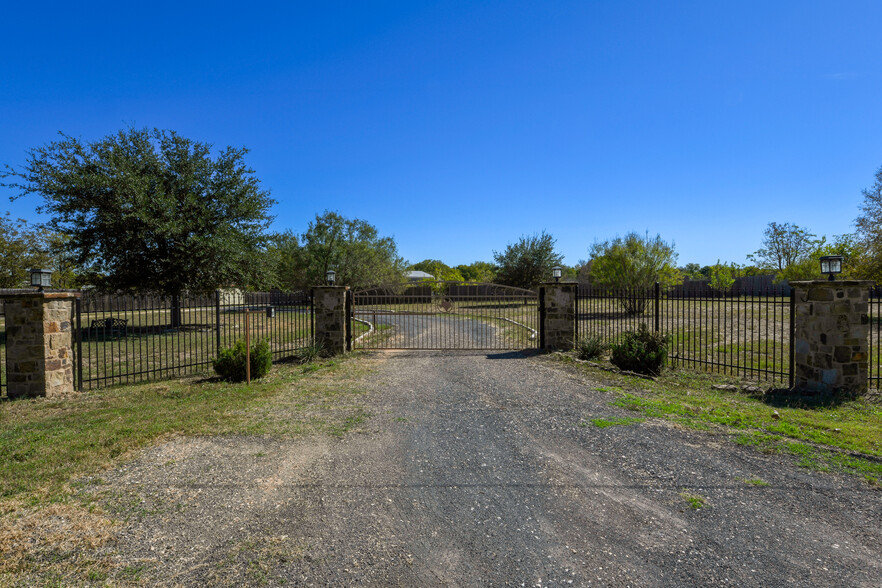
541;282;576;351
790;280;872;398
3;292;79;399
312;286;349;355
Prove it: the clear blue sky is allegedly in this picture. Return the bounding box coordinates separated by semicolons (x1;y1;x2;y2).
3;1;881;268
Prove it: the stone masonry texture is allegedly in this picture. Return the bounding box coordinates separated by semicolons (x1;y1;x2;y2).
2;292;79;399
790;280;872;398
541;283;576;351
313;286;349;356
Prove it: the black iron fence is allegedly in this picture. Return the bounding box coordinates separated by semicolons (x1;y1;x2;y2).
1;303;6;398
75;289;313;390
870;286;882;391
576;284;793;385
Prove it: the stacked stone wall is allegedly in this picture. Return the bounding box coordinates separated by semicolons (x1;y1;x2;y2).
3;292;77;399
541;283;576;351
791;281;871;398
312;286;348;355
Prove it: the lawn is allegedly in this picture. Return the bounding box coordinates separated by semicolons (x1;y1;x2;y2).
557;353;882;483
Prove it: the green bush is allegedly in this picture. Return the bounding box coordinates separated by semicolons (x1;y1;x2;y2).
213;339;272;382
574;335;607;360
610;324;668;375
293;341;324;364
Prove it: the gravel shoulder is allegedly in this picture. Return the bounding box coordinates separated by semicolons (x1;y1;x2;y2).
89;351;881;587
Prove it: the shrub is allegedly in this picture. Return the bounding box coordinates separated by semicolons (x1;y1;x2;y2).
574;335;607;360
293;341;324;364
213;339;272;382
610;324;668;375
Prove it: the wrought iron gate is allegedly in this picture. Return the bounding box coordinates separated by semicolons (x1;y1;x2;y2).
350;282;539;350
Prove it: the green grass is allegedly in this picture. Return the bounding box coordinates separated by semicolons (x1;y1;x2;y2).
679;491;707;509
589;416;645;428
0;355;371;502
557;355;882;479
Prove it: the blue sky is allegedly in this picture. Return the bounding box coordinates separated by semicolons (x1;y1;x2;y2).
3;1;881;268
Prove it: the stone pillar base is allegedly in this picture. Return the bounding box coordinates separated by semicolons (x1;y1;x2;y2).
312;286;349;355
541;282;576;351
2;291;79;399
790;280;871;398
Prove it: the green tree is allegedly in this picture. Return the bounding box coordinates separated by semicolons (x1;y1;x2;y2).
411;259;464;282
854;166;882;280
708;260;736;293
0;214;54;288
456;261;497;283
747;222;822;279
588;232;679;313
3;128;275;324
493;231;564;290
297;211;404;289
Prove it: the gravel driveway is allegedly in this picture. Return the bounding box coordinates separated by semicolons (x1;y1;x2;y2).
93;351;881;587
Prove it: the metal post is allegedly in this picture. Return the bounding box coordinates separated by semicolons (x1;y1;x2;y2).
654;281;660;332
788;287;795;389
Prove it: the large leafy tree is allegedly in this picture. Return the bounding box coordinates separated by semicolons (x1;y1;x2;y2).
588;232;679;313
456;261;497;283
493;231;564;290
854;166;882;281
747;222;822;279
288;211;405;289
3;128;275;297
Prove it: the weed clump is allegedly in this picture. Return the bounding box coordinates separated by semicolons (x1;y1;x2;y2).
574;335;607;360
610;324;669;376
213;339;272;382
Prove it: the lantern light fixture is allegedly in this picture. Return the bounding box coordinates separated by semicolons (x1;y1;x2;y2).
326;269;336;285
819;256;843;281
552;266;562;283
29;268;52;291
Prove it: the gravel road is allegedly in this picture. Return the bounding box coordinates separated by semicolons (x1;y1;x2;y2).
94;351;881;587
353;312;536;350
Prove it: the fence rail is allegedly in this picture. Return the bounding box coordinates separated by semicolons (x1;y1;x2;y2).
1;306;6;398
75;290;313;390
576;285;793;385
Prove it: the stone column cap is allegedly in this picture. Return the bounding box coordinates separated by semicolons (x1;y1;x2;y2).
790;280;875;287
539;282;576;287
312;285;350;291
0;290;81;300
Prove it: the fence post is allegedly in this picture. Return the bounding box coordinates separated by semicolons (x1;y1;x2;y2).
1;291;80;399
313;285;349;355
345;289;353;352
540;282;575;351
654;281;660;332
790;280;872;397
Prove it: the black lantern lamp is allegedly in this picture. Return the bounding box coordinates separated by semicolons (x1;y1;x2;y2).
552;266;562;283
29;268;52;291
326;269;336;285
819;255;843;281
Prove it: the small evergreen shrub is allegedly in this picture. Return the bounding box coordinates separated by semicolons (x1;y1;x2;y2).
610;324;668;375
574;335;607;360
213;339;272;382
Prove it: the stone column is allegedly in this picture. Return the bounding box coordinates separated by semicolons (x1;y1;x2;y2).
3;291;79;399
541;282;576;351
790;280;872;398
312;286;349;355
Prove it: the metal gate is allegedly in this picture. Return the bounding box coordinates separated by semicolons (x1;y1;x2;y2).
350;282;540;350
